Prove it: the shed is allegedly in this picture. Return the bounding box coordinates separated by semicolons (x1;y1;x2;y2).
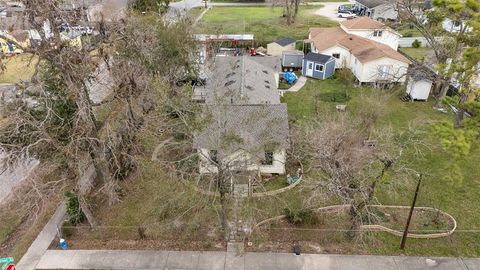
406;78;432;101
267;37;296;56
282;50;304;70
302;52;335;80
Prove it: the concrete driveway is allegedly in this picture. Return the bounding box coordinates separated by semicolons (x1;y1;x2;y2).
312;1;352;22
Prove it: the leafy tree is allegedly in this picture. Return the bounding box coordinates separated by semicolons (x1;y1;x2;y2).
65;192;85;225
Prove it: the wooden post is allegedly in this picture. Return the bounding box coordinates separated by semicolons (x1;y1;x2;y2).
400;173;423;250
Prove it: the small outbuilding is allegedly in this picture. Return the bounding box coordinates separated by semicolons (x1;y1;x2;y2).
267;37;296;56
302;52;335;80
406;78;432;101
282;50;304;71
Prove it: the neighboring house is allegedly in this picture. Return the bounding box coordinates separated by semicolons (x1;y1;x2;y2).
442;18;472;33
281;50;304;70
302;52;336;80
340;17;401;50
193;56;289;175
267;37;296;56
306;22;411;84
193;104;289;175
0;30;30;54
354;0;398;21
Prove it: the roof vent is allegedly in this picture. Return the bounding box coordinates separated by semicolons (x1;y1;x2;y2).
224;80;235;87
349;37;353;40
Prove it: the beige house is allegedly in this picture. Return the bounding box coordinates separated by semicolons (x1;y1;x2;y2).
306;17;411;84
267;37;296;56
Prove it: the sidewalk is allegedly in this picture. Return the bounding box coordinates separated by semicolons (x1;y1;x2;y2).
16;204;65;270
34;249;480;270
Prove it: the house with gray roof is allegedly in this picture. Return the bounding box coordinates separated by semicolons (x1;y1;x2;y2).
194;56;280;104
354;0;398;21
193;56;289;175
194;104;289;174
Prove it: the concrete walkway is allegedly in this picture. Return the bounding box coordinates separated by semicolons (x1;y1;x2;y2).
16;204;65;270
288;76;307;92
34;250;480;270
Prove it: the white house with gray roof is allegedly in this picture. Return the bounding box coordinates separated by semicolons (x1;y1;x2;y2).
193;56;289;175
194;104;289;174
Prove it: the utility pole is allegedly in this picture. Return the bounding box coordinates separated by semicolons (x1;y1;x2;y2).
400;173;423;250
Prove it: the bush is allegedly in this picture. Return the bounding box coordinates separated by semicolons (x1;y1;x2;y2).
284;208;319;225
65;192;85;225
402;32;413;38
412;39;422;48
336;68;355;86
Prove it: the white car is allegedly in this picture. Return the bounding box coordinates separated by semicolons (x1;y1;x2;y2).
338;11;356;18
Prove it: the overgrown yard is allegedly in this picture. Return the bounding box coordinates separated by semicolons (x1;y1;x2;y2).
0;54;38;83
196;6;338;45
277;77;480;256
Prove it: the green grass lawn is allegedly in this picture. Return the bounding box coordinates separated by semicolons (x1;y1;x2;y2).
395;23;423;37
0;54;38;83
196;6;338;45
399;47;432;62
187;6;207;21
280;77;480;256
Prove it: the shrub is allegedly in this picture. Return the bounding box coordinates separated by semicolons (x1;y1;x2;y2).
65;192;85;225
336;68;355;86
284;208;319;225
412;39;422;48
402;32;413;37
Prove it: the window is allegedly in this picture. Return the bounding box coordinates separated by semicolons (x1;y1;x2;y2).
333;53;340;59
209;150;218;163
378;65;391;78
373;30;383;37
261;151;274;165
308;62;313;69
315;64;324;72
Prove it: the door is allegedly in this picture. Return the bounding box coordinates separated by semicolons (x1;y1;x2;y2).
306;61;314;77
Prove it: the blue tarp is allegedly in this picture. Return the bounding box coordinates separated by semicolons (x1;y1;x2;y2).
283;72;298;85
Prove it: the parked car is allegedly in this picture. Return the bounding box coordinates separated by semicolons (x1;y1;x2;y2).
338;11;356;18
338;5;352;12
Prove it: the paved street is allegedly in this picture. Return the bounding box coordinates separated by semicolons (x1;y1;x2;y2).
34;250;480;270
313;1;352;22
